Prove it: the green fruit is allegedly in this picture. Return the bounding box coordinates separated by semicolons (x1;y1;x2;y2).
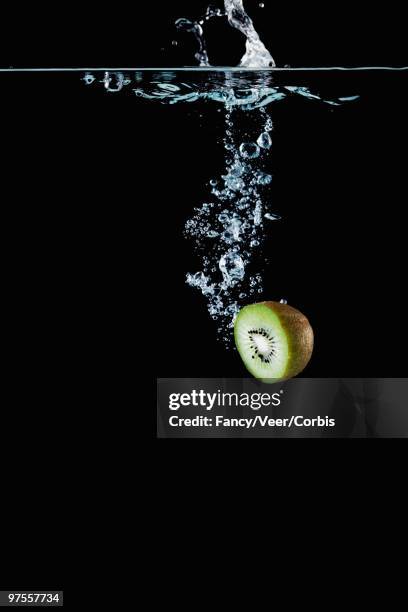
234;301;314;382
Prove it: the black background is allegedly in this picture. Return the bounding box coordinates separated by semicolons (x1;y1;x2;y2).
0;0;407;596
1;0;408;68
1;5;407;378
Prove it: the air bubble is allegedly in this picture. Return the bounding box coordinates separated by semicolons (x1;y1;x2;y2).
219;251;245;286
257;132;272;149
229;161;246;177
255;171;272;185
224;175;244;192
83;73;95;85
239;142;260;159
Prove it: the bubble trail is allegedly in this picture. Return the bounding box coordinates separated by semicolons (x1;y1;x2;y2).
83;70;360;343
185;104;279;343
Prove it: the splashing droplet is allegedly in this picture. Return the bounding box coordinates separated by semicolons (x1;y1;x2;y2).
176;1;275;68
224;0;275;67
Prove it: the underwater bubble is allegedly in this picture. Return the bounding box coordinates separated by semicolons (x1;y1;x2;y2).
83;73;95;85
172;40;178;46
218;212;230;224
239;142;260;159
186;272;215;297
225;303;239;321
224;175;244;191
264;116;274;132
219;251;245;286
237;197;250;210
280;299;288;304
229;161;246;177
222;218;242;243
338;95;360;102
103;71;125;92
257;132;272;149
255;171;272;185
264;212;281;221
253;200;263;225
259;2;265;7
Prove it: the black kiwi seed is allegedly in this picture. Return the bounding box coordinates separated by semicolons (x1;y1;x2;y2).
248;328;277;363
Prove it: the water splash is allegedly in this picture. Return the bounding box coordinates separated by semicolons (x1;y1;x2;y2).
224;0;275;67
176;1;274;68
175;6;224;66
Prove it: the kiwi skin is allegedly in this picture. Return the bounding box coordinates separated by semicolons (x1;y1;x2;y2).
268;301;314;380
236;301;314;382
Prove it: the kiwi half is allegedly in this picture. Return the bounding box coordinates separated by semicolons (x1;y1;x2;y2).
234;301;314;382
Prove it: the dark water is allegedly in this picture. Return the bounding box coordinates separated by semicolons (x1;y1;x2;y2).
2;68;407;378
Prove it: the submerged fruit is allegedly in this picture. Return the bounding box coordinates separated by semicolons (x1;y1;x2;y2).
234;301;314;382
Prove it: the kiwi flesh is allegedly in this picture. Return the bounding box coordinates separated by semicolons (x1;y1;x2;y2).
234;301;314;382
